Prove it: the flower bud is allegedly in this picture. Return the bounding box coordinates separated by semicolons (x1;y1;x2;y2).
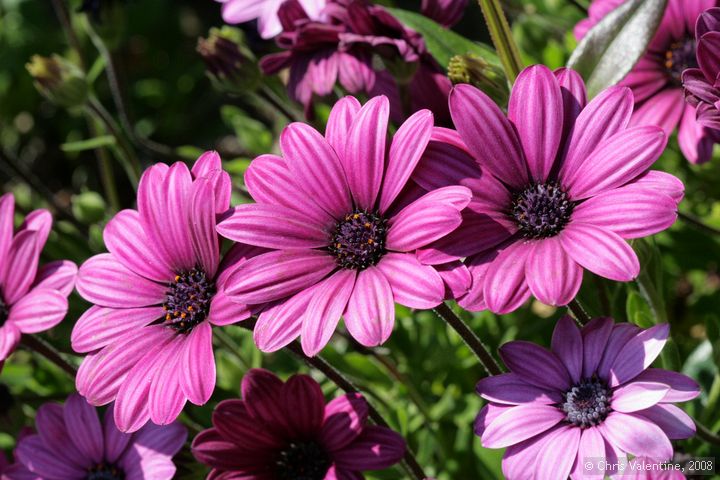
26;55;88;108
448;53;509;105
197;27;260;94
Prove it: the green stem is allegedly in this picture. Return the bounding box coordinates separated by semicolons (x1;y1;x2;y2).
477;0;524;82
694;417;720;446
434;303;503;376
702;373;720;426
678;211;720;237
567;298;592;326
20;335;77;378
213;329;251;370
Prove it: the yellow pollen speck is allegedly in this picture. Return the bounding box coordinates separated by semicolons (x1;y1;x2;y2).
175;275;180;282
181;312;187;319
162;305;168;311
336;243;342;248
364;222;371;228
665;60;673;68
188;306;194;311
165;313;171;321
353;213;360;219
368;239;374;244
666;51;673;59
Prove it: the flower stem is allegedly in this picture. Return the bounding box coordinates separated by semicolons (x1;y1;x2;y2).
433;303;503;376
567;298;592;326
678;211;720;236
476;0;524;82
694;417;720;446
20;335;77;378
285;342;427;480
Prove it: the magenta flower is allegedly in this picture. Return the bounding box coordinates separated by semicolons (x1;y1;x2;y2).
192;368;405;478
6;394;185;480
421;0;468;27
414;65;682;314
475;317;699;480
0;193;77;362
576;0;719;164
73;151;264;432
217;95;471;355
683;8;720;131
217;0;327;39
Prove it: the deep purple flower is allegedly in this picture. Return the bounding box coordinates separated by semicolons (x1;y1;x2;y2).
576;0;719;164
217;95;470;356
260;0;452;122
0;193;77;362
73;152;264;432
217;0;327;39
413;65;682;314
3;394;186;480
683;8;720;132
421;0;468;27
192;368;405;478
475;317;699;480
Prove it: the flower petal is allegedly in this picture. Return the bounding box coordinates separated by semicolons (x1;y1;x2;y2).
103;405;131;464
379;109;434;212
321;393;369;452
632;368;700;402
8;288;67;334
375;252;444;309
612;381;670;413
0;193;14;275
481;403;566;448
476;373;563;405
634;404;695;440
71;306;162;353
76;254;167;308
224;249;336;304
333;426;405;470
280;122;352;218
2;230;39;305
180;321;216;405
508;65;563;181
104;209;174;283
325;96;361;154
63;394;104;463
598;412;673;461
560;223;640;282
191;150;232;213
32;260;77;297
344;266;394;347
216;203;329;249
282;374;325;438
500;341;571;391
536;426;580;480
0;323;21;361
609;323;670;386
526;237;583;307
551;316;583;383
301;270;355;356
579;316;614;379
190;178;220;277
15;436;86;479
254;286;319;352
483;242;533;314
449;84;528;189
343;96;388;209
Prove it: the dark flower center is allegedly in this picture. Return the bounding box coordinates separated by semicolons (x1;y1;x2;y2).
0;293;8;328
86;463;125;480
162;268;215;334
561;377;612;428
275;441;331;480
329;210;388;270
511;182;574;239
665;38;698;85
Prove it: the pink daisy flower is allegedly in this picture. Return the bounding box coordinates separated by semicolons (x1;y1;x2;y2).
217;0;327;39
414;65;682;314
475;316;700;480
5;394;186;480
192;368;405;478
683;8;720;131
0;193;77;362
73;152;264;432
217;95;471;356
576;0;719;164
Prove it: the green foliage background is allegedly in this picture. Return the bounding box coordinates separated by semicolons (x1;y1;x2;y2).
0;0;719;478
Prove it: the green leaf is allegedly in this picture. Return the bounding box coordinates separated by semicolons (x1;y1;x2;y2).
71;191;107;224
567;0;668;97
626;290;654;328
387;8;500;71
60;135;115;152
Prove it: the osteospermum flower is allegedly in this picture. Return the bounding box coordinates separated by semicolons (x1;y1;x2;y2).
683;8;720;131
192;369;405;478
576;0;719;163
5;394;185;480
217;0;327;39
414;65;682;314
217;95;471;355
73;152;263;432
475;317;699;480
0;193;77;362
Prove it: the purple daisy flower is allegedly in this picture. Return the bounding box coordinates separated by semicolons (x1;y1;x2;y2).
217;0;327;39
475;316;699;480
683;8;720;131
73;152;265;432
192;368;405;478
0;193;77;362
576;0;719;164
217;95;471;356
414;65;682;314
4;394;186;480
